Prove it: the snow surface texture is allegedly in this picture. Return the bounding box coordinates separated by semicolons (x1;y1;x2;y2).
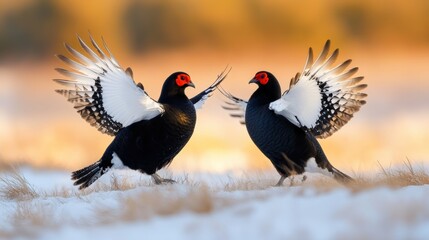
1;167;429;240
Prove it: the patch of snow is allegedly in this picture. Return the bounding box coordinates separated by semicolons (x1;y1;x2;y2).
1;167;429;240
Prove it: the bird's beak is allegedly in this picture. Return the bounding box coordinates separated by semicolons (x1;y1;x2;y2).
187;81;195;88
249;78;258;84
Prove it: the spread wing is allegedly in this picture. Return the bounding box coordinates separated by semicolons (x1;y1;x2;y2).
269;40;367;138
191;67;231;109
218;86;248;125
54;34;164;136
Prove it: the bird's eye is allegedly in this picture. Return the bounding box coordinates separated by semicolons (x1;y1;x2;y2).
176;73;191;87
255;72;269;85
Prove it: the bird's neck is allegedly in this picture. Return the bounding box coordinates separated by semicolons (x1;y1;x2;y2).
158;89;188;104
158;91;189;106
250;85;281;105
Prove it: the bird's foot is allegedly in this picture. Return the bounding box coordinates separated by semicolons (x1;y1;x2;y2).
274;175;306;187
160;178;176;184
152;173;176;185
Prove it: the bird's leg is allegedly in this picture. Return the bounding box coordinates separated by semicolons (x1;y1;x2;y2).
289;176;295;186
275;176;286;187
151;173;163;184
302;175;307;183
151;173;176;185
161;178;176;184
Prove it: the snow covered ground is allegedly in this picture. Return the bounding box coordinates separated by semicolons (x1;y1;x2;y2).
1;167;429;240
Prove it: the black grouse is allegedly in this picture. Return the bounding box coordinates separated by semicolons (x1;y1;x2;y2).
219;40;367;186
55;35;229;189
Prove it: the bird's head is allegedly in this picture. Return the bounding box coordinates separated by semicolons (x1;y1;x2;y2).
249;71;281;99
249;71;278;86
174;72;195;89
160;72;195;99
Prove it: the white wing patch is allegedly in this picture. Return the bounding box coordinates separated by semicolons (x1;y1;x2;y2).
55;34;164;136
101;68;162;126
269;76;321;127
270;40;367;138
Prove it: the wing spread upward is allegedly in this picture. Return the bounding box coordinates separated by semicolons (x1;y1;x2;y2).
54;34;164;136
269;40;367;138
218;86;248;125
191;67;231;109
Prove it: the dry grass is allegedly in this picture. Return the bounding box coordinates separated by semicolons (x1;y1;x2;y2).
345;160;429;192
0;168;39;201
0;168;192;201
299;161;429;194
80;174;142;195
0;201;57;239
0;161;428;238
376;159;429;186
1;162;428;201
44;173;152;199
93;163;429;224
12;201;55;231
97;184;216;224
1;162;428;200
221;171;324;192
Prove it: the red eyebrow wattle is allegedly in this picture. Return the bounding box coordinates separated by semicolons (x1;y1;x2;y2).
176;73;191;86
255;72;269;85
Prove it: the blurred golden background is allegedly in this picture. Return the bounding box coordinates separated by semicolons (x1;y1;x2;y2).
0;0;428;173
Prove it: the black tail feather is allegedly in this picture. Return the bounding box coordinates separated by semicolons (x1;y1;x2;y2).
331;166;354;182
71;161;99;180
71;160;108;190
306;133;353;183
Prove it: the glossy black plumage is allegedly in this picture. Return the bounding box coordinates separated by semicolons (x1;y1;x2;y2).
71;73;196;189
219;41;367;185
245;73;350;184
56;35;229;189
116;78;196;172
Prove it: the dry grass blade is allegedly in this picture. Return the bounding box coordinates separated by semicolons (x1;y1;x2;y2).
108;174;135;191
96;184;215;224
343;161;429;192
12;202;54;228
0;169;39;201
0;201;57;239
74;174;147;197
377;160;429;187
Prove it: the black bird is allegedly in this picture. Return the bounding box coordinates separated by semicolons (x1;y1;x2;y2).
55;35;229;189
219;40;367;186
